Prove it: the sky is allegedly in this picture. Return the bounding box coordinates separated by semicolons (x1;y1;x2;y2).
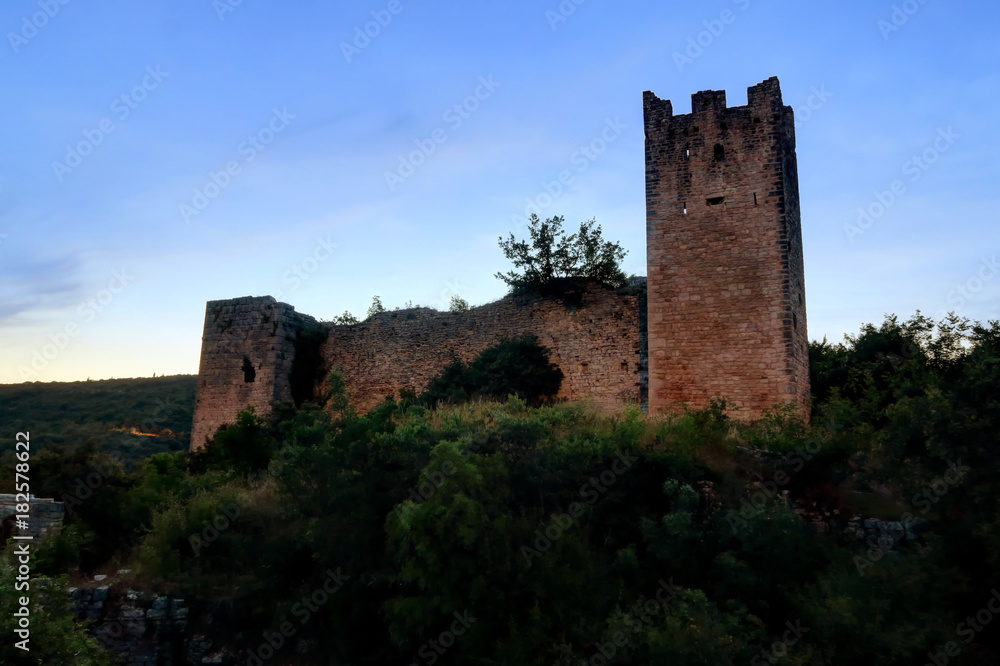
1;0;997;383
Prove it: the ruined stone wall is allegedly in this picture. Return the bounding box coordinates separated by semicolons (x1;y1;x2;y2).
643;76;810;419
190;296;321;449
190;286;644;450
322;283;644;413
0;495;63;539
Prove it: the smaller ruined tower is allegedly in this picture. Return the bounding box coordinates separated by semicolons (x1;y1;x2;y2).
643;77;809;418
190;296;322;449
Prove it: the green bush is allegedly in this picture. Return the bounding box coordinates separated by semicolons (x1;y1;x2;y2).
419;336;564;407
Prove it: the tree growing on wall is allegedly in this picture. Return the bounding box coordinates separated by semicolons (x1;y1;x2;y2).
495;214;629;293
331;310;359;325
366;295;386;320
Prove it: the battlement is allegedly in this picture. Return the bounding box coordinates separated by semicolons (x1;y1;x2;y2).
644;76;786;122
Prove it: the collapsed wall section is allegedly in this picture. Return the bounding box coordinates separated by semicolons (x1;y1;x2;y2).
190;296;321;450
643;77;810;418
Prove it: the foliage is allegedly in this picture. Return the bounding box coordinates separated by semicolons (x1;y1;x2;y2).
366;294;386;319
0;375;195;476
190;406;275;475
5;312;1000;664
419;336;564;407
448;295;470;312
331;310;360;325
0;557;112;664
496;214;629;292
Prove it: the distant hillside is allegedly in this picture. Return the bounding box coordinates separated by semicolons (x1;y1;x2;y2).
0;375;197;475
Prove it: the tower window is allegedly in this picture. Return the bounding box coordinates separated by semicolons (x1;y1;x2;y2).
241;356;256;383
707;196;725;206
685;148;690;158
754;193;758;206
713;144;725;161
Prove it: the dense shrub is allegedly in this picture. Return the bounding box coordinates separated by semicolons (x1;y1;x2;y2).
419;336;564;407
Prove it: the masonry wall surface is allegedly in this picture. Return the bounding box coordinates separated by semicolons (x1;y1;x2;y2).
190;296;321;449
190;286;644;449
643;76;810;418
322;284;645;413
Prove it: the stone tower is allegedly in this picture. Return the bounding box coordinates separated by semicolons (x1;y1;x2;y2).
643;76;809;418
190;296;323;449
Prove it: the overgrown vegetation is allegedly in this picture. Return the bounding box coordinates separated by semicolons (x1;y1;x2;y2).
0;375;194;475
496;213;630;293
415;336;564;407
3;313;1000;664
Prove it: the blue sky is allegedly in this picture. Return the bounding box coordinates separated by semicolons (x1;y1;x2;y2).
1;0;997;383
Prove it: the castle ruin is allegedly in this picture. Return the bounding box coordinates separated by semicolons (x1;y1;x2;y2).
190;77;809;450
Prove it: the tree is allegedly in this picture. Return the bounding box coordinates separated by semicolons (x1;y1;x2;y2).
449;295;470;312
419;336;564;407
366;295;386;319
495;214;628;292
332;310;359;325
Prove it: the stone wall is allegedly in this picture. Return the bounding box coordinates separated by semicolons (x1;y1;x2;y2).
323;282;645;413
0;494;63;539
643;76;810;419
71;585;238;665
190;285;645;448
